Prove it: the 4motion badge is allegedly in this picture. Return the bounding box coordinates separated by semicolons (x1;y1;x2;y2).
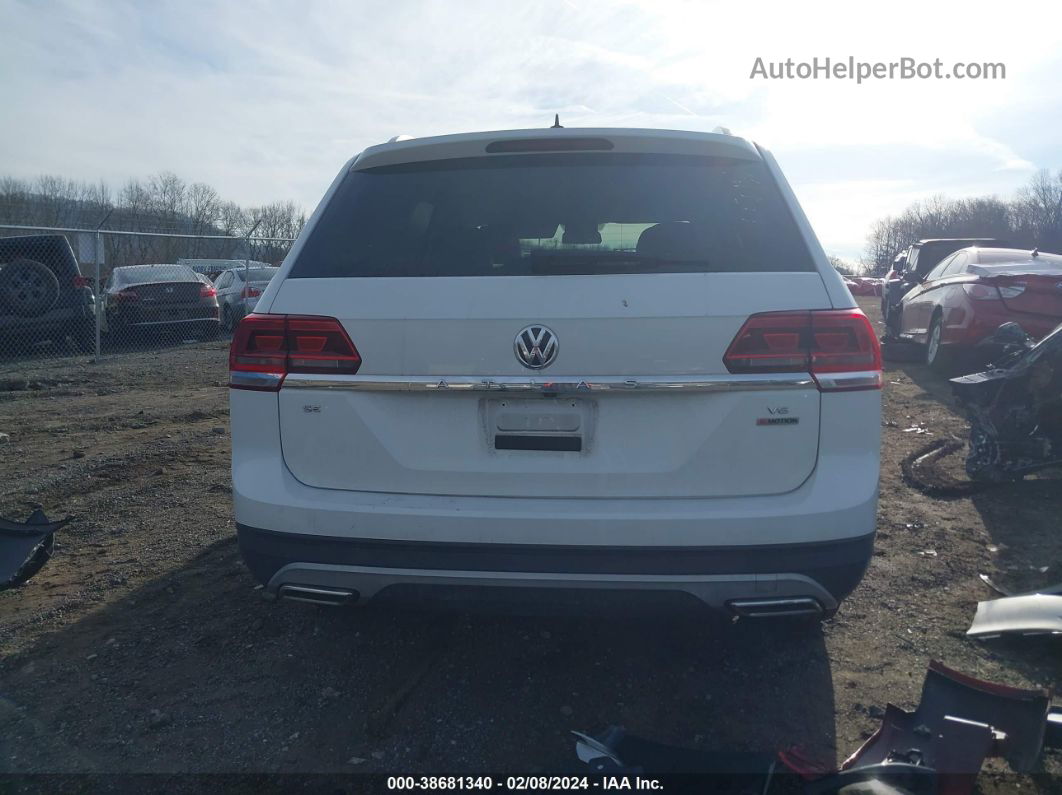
757;405;798;426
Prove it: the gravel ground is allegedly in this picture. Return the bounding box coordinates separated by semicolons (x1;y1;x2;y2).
0;299;1059;791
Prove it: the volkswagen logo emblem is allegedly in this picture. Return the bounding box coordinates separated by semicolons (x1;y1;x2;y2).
514;325;558;369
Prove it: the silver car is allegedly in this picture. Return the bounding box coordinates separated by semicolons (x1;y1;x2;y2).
214;266;279;332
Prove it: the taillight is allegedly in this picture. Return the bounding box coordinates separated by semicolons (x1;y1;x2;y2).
113;289;139;303
962;284;997;300
241;285;262;299
200;284;217;298
229;314;361;391
73;275;89;288
724;309;882;392
964;281;1024;300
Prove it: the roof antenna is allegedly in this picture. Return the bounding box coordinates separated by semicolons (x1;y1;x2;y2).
551;114;563;129
1031;247;1039;257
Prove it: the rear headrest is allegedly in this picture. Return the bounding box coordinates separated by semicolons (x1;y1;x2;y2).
635;222;701;260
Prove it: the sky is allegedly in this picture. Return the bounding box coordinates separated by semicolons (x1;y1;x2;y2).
2;0;1061;261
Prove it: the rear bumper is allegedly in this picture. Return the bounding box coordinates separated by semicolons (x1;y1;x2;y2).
108;305;219;328
0;306;93;335
231;385;880;614
238;524;873;613
118;317;220;328
943;301;1062;347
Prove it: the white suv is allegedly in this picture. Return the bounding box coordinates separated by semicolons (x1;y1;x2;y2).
229;127;881;618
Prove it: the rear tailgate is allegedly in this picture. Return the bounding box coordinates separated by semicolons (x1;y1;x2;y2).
270;272;829;499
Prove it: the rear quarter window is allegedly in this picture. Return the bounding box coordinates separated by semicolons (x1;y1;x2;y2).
290;152;815;278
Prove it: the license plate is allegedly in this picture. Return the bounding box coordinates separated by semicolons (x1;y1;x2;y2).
484;397;592;451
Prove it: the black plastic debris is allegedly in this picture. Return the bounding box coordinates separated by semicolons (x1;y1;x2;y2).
806;761;938;795
573;726;776;793
0;508;70;590
951;321;1062;482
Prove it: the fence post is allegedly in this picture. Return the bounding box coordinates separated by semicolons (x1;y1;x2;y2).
93;209;113;363
244;219;262;286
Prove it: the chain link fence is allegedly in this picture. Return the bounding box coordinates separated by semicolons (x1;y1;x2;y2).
0;224;294;372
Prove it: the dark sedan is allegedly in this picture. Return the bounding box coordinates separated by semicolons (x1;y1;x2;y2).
103;264;220;340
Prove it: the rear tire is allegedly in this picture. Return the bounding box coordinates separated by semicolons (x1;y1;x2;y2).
0;258;59;317
925;314;954;374
883;302;903;341
966;425;1025;483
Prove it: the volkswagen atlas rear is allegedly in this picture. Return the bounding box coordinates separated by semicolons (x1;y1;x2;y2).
230;127;882;618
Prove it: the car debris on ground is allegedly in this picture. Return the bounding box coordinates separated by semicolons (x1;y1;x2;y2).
572;726;777;792
0;508;69;590
951;321;1062;483
803;661;1053;794
977;572;1062;598
573;663;1057;794
967;593;1062;639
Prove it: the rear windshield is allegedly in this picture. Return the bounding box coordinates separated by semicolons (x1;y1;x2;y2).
976;251;1062;266
111;265;198;285
240;268;279;281
290;153;815;277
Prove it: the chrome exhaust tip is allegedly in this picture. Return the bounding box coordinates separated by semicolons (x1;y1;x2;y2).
727;597;823;618
278;584;356;606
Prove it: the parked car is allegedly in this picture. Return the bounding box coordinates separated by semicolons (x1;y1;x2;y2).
883;238;1008;337
0;234;95;356
180;258;273;283
214;265;279;331
843;276;881;297
853;276;883;297
893;246;1062;371
229;127;882;620
881;251;908;319
102;263;220;340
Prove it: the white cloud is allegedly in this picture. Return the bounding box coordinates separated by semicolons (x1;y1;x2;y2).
1;0;1061;259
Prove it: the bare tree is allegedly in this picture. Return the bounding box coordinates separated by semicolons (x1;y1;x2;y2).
861;171;1062;274
0;171;302;277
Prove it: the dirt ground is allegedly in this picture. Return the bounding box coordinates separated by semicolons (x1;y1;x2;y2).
1;299;1060;791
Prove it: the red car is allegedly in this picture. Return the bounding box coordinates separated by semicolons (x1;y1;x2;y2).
896;247;1062;371
852;276;883;296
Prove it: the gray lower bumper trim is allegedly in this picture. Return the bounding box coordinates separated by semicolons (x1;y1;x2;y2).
266;562;839;612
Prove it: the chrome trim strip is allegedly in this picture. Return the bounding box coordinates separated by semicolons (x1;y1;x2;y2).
814;370;883;391
278;585;355;606
728;597;824;617
280;373;816;393
124;317;218;327
230;371;284;389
